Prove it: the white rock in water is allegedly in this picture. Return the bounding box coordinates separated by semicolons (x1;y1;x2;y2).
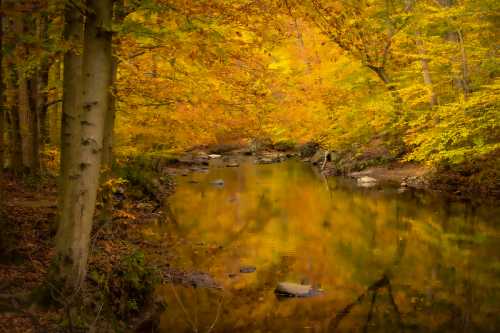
275;282;319;297
210;179;224;186
357;176;377;187
208;154;222;159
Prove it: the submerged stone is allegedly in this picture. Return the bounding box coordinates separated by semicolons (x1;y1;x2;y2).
239;266;256;273
208;154;222;159
227;162;240;167
274;282;323;298
210;179;225;186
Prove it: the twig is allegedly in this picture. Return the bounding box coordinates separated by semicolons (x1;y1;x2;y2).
169;283;198;332
206;294;224;333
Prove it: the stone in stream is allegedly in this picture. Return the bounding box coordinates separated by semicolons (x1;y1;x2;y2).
210;179;225;187
357;176;377;187
274;282;323;298
226;162;240;167
208;154;222;159
239;266;256;273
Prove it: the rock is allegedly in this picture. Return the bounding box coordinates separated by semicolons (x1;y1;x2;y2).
311;149;327;165
357;176;377;187
400;181;408;187
226;162;239;167
239;266;256;273
208;154;222;159
298;142;319;158
274;282;323;298
210;179;224;187
255;157;274;164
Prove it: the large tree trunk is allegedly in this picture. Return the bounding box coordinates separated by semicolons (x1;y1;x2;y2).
54;0;84;282
55;0;113;291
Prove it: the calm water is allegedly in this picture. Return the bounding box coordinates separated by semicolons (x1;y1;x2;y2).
156;158;500;332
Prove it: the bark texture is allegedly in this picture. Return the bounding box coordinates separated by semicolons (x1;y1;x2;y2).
55;0;113;291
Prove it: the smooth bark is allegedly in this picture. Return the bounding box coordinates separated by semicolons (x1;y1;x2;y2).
55;0;113;290
54;2;85;291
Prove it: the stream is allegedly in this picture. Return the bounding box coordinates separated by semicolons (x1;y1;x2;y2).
154;158;500;332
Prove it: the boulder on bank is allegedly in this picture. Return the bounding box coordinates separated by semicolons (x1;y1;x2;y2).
274;282;323;298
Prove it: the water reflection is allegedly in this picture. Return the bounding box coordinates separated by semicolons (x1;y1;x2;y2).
157;159;500;332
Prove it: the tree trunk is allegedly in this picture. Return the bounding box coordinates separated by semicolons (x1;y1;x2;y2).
0;0;4;178
100;0;126;224
437;0;470;98
55;0;113;291
367;65;403;113
416;32;437;107
5;66;23;171
28;76;41;175
457;29;471;97
50;60;62;146
38;11;50;154
54;0;84;281
13;15;38;173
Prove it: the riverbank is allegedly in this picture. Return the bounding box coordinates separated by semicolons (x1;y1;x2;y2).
165;142;499;202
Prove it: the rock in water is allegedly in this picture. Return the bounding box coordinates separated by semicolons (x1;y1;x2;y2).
274;282;322;298
239;266;256;273
357;176;377;187
210;179;224;187
226;162;239;167
208;154;222;159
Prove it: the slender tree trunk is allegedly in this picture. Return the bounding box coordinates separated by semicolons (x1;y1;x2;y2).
416;32;437;107
367;65;403;112
13;16;37;173
100;0;126;223
437;0;470;98
38;11;50;155
457;29;471;97
0;0;4;179
55;0;113;290
28;76;41;175
50;60;62;145
5;66;23;171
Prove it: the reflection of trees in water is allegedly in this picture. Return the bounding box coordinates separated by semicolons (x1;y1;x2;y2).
330;219;407;332
328;274;404;332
